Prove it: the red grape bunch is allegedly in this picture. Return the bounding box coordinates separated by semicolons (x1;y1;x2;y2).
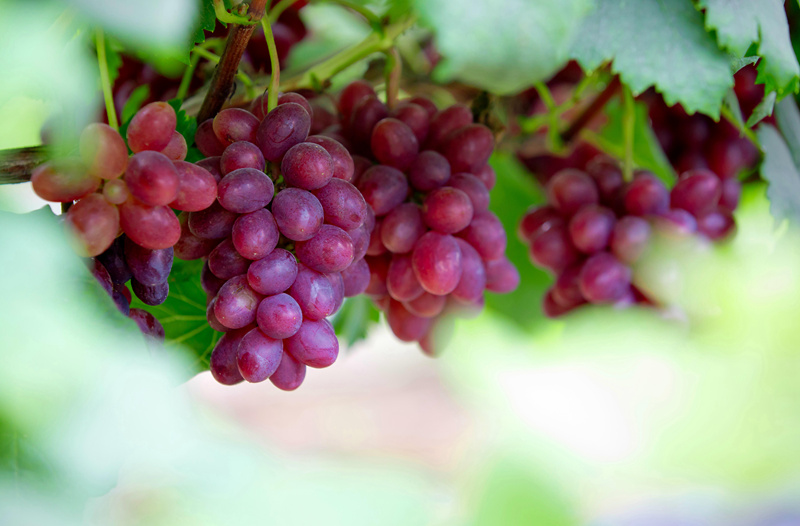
518;158;741;317
313;81;520;355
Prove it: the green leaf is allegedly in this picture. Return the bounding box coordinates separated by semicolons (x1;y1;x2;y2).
589;98;677;184
757;122;800;226
167;98;198;148
193;0;220;47
101;34;124;86
332;296;380;347
413;0;593;94
745;91;777;128
775;95;800;167
130;258;218;376
120;84;151;123
698;0;800;97
571;0;732;118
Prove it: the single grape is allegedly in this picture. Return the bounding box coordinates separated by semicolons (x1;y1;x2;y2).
697;209;735;240
218;167;274;214
312;178;367;231
214;275;262;329
610;216;650;264
386;254;425;302
206;297;229;332
441;124;494;174
670;169;722;217
281;142;335;190
451;238;486;303
406;95;438;117
578;252;631;303
97;236;132;285
247;248;299;295
102;178;130;205
195;119;226;157
126;101;176;153
159;131;188;161
237;328;283;383
220;141;266;174
370;118;420;170
64;193;119;257
269;351;306;391
79;123;128;179
196;156;223;183
547;169;599;216
411;231;463;295
474;164;496;190
188;201;238;240
89;259;114;296
586;157;623;205
484;257;520;294
364;254;391;296
407;150;451;192
347;97;388;150
356;165;409;216
257;293;303;339
337;80;375;122
341;257;370;297
284;318;339;368
386;300;432;342
380;202;426;254
31;160;100;202
623;171;669;216
422;186;474;234
351;155;373;183
425;104;472;150
403;292;446;318
129;308;166;341
653;209;697;237
457;210;507;261
568;205;616;253
551;264;584;308
295;224;354;273
208;238;251;280
449;172;490;212
125;151;180;206
529;223;579;272
271;187;324;241
288;265;338;320
256;102;311;162
518;206;563;243
175;213;217;260
210;328;249;385
170;161;218;212
213;108;260;145
306;135;355;182
231;209;279;260
124;237;173;285
131;278;169;306
542;288;572;318
391;102;430;144
201;260;226;297
277;92;314;120
348;221;371;261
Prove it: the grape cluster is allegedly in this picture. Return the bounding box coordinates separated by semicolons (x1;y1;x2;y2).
518;159;741;317
185;93;370;390
313;81;520;354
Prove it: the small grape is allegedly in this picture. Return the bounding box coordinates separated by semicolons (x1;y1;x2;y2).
170;161;218;212
129;308;166;341
124;237;173;285
188;201;238;240
79;123;128;179
208;238;251;280
386;254;425;302
284;318;339;368
271;187;324;241
220;141;266;174
31;160;100;203
124;151;180;206
568;205;616;253
411;231;463;296
218;167;274;214
422;186;474;234
64;193;119;257
247;248;299;296
237;328;283;383
269;351;306;391
578;252;631;303
231;209;279;260
213;108;260;145
281;142;335;190
256;102;311;162
546;169;599;216
312;178;368;231
380;203;426;254
370;118;419;170
623;171;669;216
257;293;303;339
126;101;176;153
356;165;409;216
214;275;262;329
610;216;650;264
210;328;249;385
159;131;188;161
407;150;451;192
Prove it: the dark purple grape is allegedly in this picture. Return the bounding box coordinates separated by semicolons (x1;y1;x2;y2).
132;278;169;306
277;92;313;119
518;206;562;243
208;237;251;280
124;237;173;285
352;155;373;182
391;102;429;144
451;238;486;303
529;223;579;272
474;163;496;190
247;248;298;295
547;169;599;216
271;187;324;241
295;224;354;273
312;178;367;231
201;260;226;297
347;97;388;151
697;209;735;240
220;141;266;174
568;205;615;253
457;211;507;261
670;169;721;216
97;236;132;285
623;171;669;216
218;167;274;214
380;203;426;254
256;102;311;162
129;308;166;341
386;300;432;342
281;142;334;190
408;150;451;192
210;328;249;385
288;265;337;320
188;201;238;240
341;257;370;297
449;172;490;211
586;157;624;205
213;108;259;145
386;254;424;302
578;253;631;303
370;118;420;170
257;293;303;339
422;186;474;234
196;156;223;183
89;259;114;296
441;124;494;174
214;275;261;329
337;80;375;122
206;297;229;332
425;104;472;150
484;257;520;294
306;135;355;182
170;161;218;212
551;264;584;308
174;213;218;260
610;216;651;264
237;328;283;383
411;231;463;295
404;292;446;318
112;286;131;316
232;209;279;260
126;101;176;153
269;351;306;391
356;165;409;216
195;119;226;157
285;318;339;368
125;151;179;206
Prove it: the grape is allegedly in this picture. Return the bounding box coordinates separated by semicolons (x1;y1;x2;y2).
457;210;507;261
351;155;373;182
337;80;375;121
366;216;388;256
411;231;463;295
217;168;274;213
31;160;100;202
119;199;181;250
623;171;669;216
129;308;165;341
406;96;438;117
425;104;472;150
247;248;298;295
356;165;409;216
697;209;735;240
124;237;173;285
170;161;218;212
112;286;131;316
312;178;368;231
201;260;226;297
422;186;474;234
288;265;338;320
214;275;261;329
256;102;311;162
195;119;226;157
126;101;176;153
196;156;223;183
586;157;623;204
79;123;128;179
232;209;279;260
347;97;388;149
277;92;313;117
706;136;758;179
518;206;562;243
306;135;355;182
653;209;697;237
391;102;430;144
551;264;584;308
269;351;306;391
386;300;433;342
284;318;339;368
271;187;324;241
407;150;451;192
451;238;486;303
208;238;251;280
206;297;229;332
102;178;130;205
210;328;249;385
364;254;390;295
474;163;496;190
578;252;631;303
529;223;579;272
386;254;425;302
188;201;238;240
370;118;420;170
379;203;424;254
131;278;169;306
341;257;370;297
404;292;446;318
160;131;188;161
220;141;266;174
295;225;354;273
449;172;490;211
237;328;283;383
89;259;114;296
441;124;494;173
125;151;180;206
257;293;303;339
484;257;520;294
670;169;721;217
568;205;615;253
610;216;650;264
281;142;335;190
213;108;260;145
542;288;572;318
97;236;132;285
175;212;217;259
326;272;345;314
64;194;119;257
719;178;741;211
547;169;599;216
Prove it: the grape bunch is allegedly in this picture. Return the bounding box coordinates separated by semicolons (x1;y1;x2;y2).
314;81;520;355
518;159;741;317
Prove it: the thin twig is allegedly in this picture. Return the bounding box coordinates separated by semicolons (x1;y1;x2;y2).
560;76;621;143
0;146;46;184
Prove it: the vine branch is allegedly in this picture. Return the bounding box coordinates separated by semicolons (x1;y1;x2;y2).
0;147;46;184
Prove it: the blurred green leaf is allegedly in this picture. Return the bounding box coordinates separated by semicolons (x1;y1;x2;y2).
414;0;593;94
745;90;777;127
758;123;800;226
332;295;380;347
120;84;150;123
571;0;732;117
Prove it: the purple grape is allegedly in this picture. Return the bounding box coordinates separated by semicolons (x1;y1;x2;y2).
237;328;283;383
408;150;451;192
719;178;741;211
217;168;274;214
610;216;650;264
422;186;474;234
247;248;299;295
175;217;218;260
281;142;334;190
568;205;616;253
404;292;446;318
341;258;370;297
370;118;420;170
411;232;463;295
326;272;345;314
441;124;494;174
518;206;562;243
357;165;409;216
312;178;368;231
269;351;306;391
210;328;249;385
484;257;520;294
206;297;229;332
451;238;486;303
208;238;251;280
256;102;311;162
474;163;496;190
288;265;337;320
170;161;218;212
220;141;266;174
201;260;226;297
529;223;579;272
232;209;279;260
284;318;339;368
551;264;584;308
449;172;490;211
352;155;373;182
623;171;669;216
195;119;226;157
337;80;375;121
386;300;432;342
380;202;426;254
425;104;472;150
196;156;223;182
347;97;388;151
214;275;262;329
89;259;114;296
188;201;238;240
96;236;132;285
295;224;354;273
348;222;371;261
131;278;169;306
271;187;324;241
126;102;176;153
365;254;390;295
697;209;735;239
547;169;599;216
406;96;437;117
112;285;131;316
386;254;424;302
129;308;165;341
124;151;180;206
306;135;355;182
578;253;631;303
457;210;507;261
277;92;313;119
124;237;173;285
670;169;722;216
586;157;623;205
257;293;303;339
391;102;429;144
213;108;259;145
653;209;697;237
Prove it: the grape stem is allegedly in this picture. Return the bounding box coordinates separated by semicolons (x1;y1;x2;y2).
176;39;225;101
384;47;401;110
622;84;635;182
261;17;281;113
95;29;119;131
559;76;620;144
197;0;269;123
719;104;760;146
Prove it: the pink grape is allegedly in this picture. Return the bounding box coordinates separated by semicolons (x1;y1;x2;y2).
126;101;176;153
79;123;128;179
411;231;463;295
284;318;339;368
170;161;218;211
124;151;180;206
119;198;180;250
64;193;119;257
237;328;283;383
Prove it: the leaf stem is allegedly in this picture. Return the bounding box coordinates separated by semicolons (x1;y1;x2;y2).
720;103;760;146
261;18;281;112
622;84;635;181
560;76;620;143
95;29;118;130
311;0;383;30
214;0;255;25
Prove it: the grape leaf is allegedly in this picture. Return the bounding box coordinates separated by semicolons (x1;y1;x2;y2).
167;98;199;148
413;0;593;94
698;0;800;97
130;258;218;376
745;91;777;128
332;295;380;347
120;85;151;123
757;123;800;226
570;0;732;118
194;0;221;47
